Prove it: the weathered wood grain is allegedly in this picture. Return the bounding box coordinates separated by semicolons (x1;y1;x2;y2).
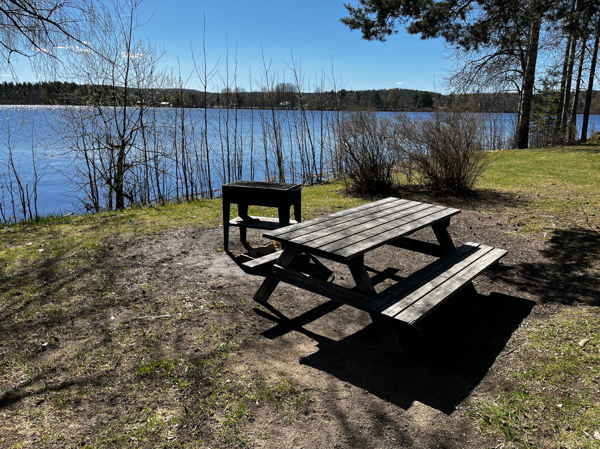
295;203;432;249
264;197;401;240
242;250;284;269
331;207;460;259
365;243;480;312
288;201;424;246
253;248;299;304
265;264;370;310
379;244;496;318
393;247;508;325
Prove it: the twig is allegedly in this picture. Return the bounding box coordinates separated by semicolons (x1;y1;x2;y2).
565;201;600;234
133;314;172;320
500;347;519;357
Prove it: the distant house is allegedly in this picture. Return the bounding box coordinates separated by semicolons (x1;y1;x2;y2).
278;101;291;108
160;101;171;107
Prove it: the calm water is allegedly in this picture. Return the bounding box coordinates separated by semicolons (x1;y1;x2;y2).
1;105;599;218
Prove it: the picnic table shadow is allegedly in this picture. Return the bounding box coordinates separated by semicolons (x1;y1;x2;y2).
253;266;534;415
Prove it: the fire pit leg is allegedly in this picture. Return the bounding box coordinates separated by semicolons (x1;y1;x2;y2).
223;200;231;252
239;203;249;244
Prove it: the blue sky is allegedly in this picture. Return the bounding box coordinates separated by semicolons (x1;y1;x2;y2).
9;0;448;93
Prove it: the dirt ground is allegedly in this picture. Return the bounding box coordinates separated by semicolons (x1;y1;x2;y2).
3;191;597;448
111;198;596;449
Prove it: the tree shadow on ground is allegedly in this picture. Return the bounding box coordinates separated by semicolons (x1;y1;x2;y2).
345;184;534;211
257;290;535;415
493;228;600;306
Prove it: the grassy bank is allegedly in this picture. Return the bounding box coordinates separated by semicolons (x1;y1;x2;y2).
0;143;598;447
480;144;600;235
469;143;600;448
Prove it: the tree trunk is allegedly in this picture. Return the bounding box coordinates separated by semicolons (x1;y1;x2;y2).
115;143;126;210
517;16;542;149
561;0;580;136
569;37;587;142
561;36;578;135
581;28;600;141
556;35;572;142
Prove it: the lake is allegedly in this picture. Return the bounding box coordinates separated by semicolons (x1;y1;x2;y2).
1;105;598;220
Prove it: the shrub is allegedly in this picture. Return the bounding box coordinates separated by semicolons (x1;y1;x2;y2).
397;111;487;195
338;110;402;195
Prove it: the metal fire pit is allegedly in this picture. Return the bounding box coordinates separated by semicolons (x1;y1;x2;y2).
222;181;302;251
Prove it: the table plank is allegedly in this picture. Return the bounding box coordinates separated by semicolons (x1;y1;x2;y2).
290;201;427;246
332;207;460;259
314;205;445;253
265;197;401;240
299;203;435;249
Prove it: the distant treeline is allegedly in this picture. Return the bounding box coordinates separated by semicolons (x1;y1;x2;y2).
2;81;600;114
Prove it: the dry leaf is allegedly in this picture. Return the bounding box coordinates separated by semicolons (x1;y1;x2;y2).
579;339;590;348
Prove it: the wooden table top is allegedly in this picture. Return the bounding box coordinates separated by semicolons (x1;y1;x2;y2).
263;197;460;263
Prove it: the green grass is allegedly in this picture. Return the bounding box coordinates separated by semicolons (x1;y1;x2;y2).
464;142;600;448
468;308;600;448
480;144;600;233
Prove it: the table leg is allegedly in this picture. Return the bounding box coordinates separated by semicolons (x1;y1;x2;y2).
253;247;299;304
347;255;376;296
223;200;230;252
348;256;404;357
432;220;456;254
432;219;477;295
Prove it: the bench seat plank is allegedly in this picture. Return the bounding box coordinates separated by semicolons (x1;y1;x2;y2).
242;250;284;269
363;243;507;327
393;247;507;325
230;216;297;230
379;244;495;317
365;244;478;312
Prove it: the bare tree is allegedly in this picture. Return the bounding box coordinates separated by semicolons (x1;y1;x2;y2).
58;0;166;210
0;0;97;76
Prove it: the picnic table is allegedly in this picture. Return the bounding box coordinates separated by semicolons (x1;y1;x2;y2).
243;197;507;356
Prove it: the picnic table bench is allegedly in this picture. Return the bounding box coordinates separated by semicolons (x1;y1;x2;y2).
243;197;507;356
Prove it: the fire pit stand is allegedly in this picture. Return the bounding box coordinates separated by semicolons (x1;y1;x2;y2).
222;181;302;251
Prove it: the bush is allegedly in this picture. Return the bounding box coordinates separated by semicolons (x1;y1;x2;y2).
397;111;487;195
338;110;402;195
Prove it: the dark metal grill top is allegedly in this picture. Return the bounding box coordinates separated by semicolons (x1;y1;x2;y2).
223;181;301;191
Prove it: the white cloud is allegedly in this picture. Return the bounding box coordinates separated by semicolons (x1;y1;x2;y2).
122;51;144;60
1;74;11;77
396;82;403;85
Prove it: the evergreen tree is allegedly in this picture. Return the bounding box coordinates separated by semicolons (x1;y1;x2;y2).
531;72;562;146
372;91;383;109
